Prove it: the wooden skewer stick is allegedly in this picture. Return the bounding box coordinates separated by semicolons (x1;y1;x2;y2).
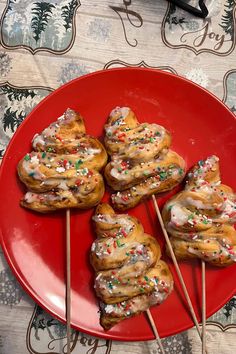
66;209;71;354
151;195;202;339
146;309;166;354
201;260;206;354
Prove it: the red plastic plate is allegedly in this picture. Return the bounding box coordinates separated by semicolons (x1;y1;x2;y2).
1;68;236;341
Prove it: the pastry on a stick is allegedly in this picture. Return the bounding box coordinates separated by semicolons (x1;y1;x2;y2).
18;108;107;212
104;107;185;210
90;203;173;329
162;155;236;266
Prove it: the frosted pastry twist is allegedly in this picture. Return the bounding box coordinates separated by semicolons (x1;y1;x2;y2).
162;156;236;266
90;203;173;329
104;107;185;210
18;108;107;212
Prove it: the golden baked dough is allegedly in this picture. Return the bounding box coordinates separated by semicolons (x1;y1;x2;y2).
90;203;173;330
18;139;107;192
32;108;86;151
104;107;185;210
21;172;104;212
95;260;171;304
100;288;168;330
100;261;172;330
162;155;236;266
18;108;107;212
105;149;184;191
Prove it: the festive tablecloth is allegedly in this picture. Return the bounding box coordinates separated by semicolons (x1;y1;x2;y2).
0;1;236;353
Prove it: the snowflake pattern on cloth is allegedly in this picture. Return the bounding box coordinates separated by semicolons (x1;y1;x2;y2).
0;51;12;77
160;332;193;354
184;20;199;32
0;268;24;306
185;68;209;88
87;18;111;42
59;60;90;84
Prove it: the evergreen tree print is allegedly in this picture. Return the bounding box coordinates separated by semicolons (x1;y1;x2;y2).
3;108;25;132
220;0;235;40
166;3;176;23
0;85;36;101
0;268;24;305
31;2;55;43
61;0;78;31
166;3;186;30
32;307;57;340
6;0;17;13
231;105;236;113
223;297;236;318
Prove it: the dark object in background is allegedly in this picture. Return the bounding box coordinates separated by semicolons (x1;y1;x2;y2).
168;0;208;18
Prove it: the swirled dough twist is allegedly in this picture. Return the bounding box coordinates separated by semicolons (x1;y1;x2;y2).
90;203;173;329
104;107;185;210
162;156;236;266
18;108;107;212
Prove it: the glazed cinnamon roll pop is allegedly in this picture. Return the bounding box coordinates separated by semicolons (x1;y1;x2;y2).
103;107;207;344
162;155;236;354
17;108;108;354
90;203;173;330
18;108;107;212
104;107;186;210
162;155;236;266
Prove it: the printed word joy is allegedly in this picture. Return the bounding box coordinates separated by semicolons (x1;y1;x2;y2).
76;334;110;354
180;22;231;51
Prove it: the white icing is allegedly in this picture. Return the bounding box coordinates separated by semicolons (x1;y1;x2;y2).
191;156;219;180
150;290;167;305
104;304;114;314
187;246;223;261
105;124;123;136
93;237;115;257
136;244;144;253
170;204;188;226
221;198;236;221
30;155;39;164
112;192;129;205
22;159;45;180
110;167;125;179
103;287;170;316
57;179;69;190
63;108;77;123
84;148;101;155
110;106;129;119
32;134;45;148
150;181;161;189
92;214;134;234
185;197;213;210
42;125;57;138
32;109;78;148
24;192;39;203
56;167;66;173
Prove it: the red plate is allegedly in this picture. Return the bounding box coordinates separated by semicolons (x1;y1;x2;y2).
1;68;236;341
